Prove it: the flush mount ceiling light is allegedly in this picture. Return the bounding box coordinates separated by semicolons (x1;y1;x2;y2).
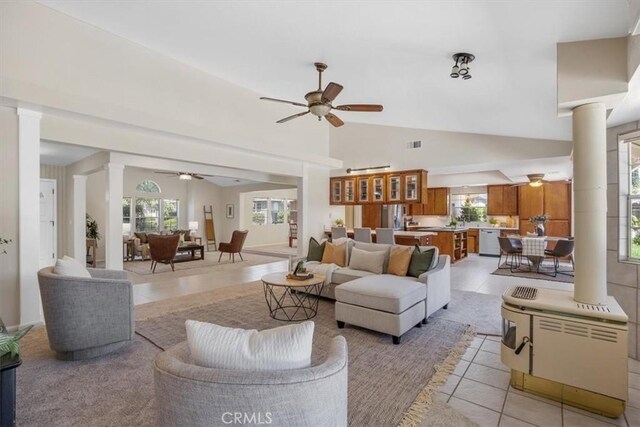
450;53;475;80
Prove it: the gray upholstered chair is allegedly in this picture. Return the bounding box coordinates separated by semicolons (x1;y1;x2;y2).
331;226;347;240
37;267;135;361
375;228;395;245
154;336;348;427
353;227;372;243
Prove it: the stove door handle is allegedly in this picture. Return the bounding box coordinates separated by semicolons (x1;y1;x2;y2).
515;336;530;355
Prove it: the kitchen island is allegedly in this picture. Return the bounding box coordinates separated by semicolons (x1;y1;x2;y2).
419;227;469;264
323;229;436;246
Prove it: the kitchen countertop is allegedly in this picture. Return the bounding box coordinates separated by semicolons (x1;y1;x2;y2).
407;225;519;231
419;227;470;232
324;229;437;237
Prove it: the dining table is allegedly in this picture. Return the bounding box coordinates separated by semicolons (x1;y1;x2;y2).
505;235;573;272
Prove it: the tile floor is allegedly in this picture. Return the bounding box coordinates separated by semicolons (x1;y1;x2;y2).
130;253;639;426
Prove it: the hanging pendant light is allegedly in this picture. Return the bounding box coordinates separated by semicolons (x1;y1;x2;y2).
451;53;475;80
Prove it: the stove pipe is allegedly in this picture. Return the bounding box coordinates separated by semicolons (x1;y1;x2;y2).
572;103;608;305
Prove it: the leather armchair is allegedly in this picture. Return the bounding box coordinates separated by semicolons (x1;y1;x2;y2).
218;230;248;263
148;234;180;272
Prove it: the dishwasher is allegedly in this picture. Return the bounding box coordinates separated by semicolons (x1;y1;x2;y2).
479;228;501;256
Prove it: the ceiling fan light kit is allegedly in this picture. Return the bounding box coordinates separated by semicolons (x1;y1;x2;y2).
155;171;213;180
260;62;383;127
450;53;474;80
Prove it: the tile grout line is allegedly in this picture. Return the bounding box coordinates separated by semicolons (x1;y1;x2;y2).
447;335;485;403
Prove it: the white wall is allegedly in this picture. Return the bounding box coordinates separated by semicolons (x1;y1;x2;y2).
238;188;297;247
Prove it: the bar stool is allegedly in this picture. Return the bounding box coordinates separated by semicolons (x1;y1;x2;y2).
376;228;395;245
354;228;372;243
331;226;348;240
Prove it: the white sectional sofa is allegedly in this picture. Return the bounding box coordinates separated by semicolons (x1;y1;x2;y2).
304;241;451;344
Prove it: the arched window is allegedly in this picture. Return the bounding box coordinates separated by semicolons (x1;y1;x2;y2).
136;180;161;193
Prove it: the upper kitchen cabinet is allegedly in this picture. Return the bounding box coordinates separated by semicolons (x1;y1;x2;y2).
543;181;571;220
371;176;386;203
422;188;449;216
518;184;544;219
387;174;403;203
330;178;342;205
343;178;356;204
357;176;370;203
487;185;518;215
402;170;428;203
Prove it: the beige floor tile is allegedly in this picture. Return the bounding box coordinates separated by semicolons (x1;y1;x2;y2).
470;336;486;349
453;359;471;376
486;335;502;342
439;373;462;395
508;387;561;407
630;372;640;391
435;392;450;403
629;358;640;375
498;415;536;427
502;392;561;427
480;338;502;354
448;397;501;427
462;345;479;362
452;378;507;412
628;387;640;409
464;363;511;390
625;405;640;427
473;349;510;372
563;405;627;426
563;408;619;427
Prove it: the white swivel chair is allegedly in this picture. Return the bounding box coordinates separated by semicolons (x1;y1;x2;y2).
331;226;348;240
354;228;372;243
376;228;395;245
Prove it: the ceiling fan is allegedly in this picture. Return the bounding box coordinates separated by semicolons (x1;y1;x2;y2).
154;171;213;181
260;62;383;127
511;173;550;187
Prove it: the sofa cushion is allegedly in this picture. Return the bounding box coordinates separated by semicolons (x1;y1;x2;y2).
53;256;91;278
353;242;391;272
134;232;148;244
307;237;325;262
348;247;385;274
408;246;436;278
334;275;426;314
418;245;440;270
173;229;191;242
322;240;347;267
332;267;376;285
388;245;414;276
185;319;314;371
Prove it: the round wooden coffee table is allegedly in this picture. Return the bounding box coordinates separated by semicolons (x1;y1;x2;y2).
261;272;326;321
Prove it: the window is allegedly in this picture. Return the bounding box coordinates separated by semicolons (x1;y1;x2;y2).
451;193;487;222
162;199;179;230
135;198;160;232
253;198;268;225
122;197;132;225
628;141;640;259
270;199;286;224
136;180;160;193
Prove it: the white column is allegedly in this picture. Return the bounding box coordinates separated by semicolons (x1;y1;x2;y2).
572;102;607;305
72;175;87;263
17;107;42;326
104;163;124;270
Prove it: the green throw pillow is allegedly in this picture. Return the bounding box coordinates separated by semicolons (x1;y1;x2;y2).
307;237;326;262
407;245;435;278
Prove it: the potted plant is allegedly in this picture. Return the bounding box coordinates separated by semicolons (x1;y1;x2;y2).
86;213;101;240
334;218;345;227
529;214;550;236
489;217;499;227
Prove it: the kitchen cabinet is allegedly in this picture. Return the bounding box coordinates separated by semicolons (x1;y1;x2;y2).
361;204;381;229
357;177;370;203
543;182;571;220
467;228;479;253
330;178;342;205
387;174;402;202
402;170;428;203
407;188;449;216
431;230;468;264
518;185;544;220
343;178;356;204
371;176;385;203
406;203;422;216
487;185;518;215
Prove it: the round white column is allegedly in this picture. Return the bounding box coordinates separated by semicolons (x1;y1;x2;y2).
572;102;607;305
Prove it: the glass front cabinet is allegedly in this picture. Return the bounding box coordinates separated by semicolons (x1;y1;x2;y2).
404;173;419;202
357;177;370;203
371;176;385;203
343;179;356;204
330;178;342;205
387;175;402;202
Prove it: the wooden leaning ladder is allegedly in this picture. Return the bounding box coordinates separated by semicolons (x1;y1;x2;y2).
203;205;217;252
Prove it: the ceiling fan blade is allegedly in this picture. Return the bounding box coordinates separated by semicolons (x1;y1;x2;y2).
322;82;343;103
335;104;384;112
276;111;309;124
154;171;178;175
325;113;344;127
259;97;307;108
192;175;205;180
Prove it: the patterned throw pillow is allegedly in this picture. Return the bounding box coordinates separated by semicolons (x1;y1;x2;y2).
407;246;436;278
387;245;414;276
307;237;326;262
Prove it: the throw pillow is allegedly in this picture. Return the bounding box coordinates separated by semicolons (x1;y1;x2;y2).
307;237;326;262
348;247;386;274
134;232;148;244
407;246;436;278
53;255;91;278
321;241;347;267
186;319;314;371
387;245;414;276
173;229;191;242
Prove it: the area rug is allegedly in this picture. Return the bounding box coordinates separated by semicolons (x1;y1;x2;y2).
123;252;283;276
431;290;502;335
492;263;574;283
17;284;475;427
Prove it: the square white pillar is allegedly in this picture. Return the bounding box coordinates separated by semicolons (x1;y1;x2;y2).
72;174;87;263
104;163;124;270
17;107;42;326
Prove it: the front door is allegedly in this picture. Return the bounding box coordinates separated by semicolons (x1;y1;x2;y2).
39;179;57;269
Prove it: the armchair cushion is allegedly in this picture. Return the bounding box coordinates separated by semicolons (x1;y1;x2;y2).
186;320;314;371
53;256;91;278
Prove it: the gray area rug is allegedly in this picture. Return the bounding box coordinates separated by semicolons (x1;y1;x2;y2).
492;263;574;283
432;290;502;335
17;288;474;427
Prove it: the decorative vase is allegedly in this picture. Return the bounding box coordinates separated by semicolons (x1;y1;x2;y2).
535;223;545;236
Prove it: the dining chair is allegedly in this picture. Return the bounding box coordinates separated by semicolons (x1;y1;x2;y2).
288;222;297;248
521;237;547;273
497;236;520;272
354;227;372;243
544;239;575;277
376;228;395;245
331;226;348;240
